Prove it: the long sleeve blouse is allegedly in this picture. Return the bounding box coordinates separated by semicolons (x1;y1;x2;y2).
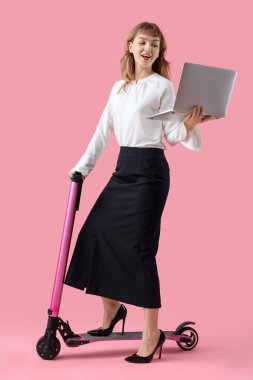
71;72;201;177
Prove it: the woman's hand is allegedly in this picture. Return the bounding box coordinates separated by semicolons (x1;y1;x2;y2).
183;106;219;135
69;169;85;180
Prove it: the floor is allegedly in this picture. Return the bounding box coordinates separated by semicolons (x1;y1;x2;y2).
1;321;253;380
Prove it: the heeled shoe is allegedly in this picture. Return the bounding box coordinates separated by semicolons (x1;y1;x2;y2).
124;329;166;363
86;303;127;336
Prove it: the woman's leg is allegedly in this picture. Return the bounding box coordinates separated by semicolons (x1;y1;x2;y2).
136;308;160;356
100;296;121;328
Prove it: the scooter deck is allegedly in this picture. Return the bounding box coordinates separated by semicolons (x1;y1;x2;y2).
66;330;179;347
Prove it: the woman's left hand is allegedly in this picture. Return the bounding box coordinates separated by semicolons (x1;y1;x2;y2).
200;114;219;123
184;106;219;130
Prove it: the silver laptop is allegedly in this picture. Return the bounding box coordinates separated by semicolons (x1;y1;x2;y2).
146;62;237;121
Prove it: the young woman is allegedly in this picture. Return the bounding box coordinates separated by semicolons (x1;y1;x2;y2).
64;22;216;363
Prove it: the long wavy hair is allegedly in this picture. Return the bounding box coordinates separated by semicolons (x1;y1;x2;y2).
117;22;172;93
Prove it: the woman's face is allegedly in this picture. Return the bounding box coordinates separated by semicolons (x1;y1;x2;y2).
128;32;160;70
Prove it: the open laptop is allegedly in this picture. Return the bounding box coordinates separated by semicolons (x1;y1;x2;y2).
146;62;237;121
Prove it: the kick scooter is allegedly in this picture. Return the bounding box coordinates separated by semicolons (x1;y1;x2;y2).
36;171;199;360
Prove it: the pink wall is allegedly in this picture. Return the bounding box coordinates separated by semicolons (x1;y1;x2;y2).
1;0;252;378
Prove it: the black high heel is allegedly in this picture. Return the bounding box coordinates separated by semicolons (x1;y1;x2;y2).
86;303;127;336
124;329;166;363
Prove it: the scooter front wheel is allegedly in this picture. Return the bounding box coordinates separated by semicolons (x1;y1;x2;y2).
36;335;61;360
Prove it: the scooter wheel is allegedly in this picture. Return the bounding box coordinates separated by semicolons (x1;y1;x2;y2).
176;326;199;351
36;335;61;360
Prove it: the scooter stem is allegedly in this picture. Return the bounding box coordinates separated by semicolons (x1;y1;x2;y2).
48;172;83;317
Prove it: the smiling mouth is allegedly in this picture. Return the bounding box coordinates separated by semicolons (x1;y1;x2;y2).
141;55;152;60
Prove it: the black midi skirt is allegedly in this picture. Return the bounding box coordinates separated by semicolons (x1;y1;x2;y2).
64;146;170;308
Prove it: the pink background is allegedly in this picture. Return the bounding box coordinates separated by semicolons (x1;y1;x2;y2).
1;0;252;379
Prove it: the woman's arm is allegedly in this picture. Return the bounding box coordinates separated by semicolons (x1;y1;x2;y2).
70;83;117;178
160;82;201;151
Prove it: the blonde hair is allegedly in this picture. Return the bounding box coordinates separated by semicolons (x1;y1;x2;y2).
117;22;172;93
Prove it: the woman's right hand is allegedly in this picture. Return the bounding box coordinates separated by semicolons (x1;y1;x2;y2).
69;169;85;180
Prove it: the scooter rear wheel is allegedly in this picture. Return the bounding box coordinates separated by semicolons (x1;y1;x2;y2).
176;326;199;350
36;335;61;360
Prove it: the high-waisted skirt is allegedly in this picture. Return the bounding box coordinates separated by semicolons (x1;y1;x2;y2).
64;146;170;308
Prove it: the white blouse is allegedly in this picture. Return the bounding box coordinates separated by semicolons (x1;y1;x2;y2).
71;72;201;177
